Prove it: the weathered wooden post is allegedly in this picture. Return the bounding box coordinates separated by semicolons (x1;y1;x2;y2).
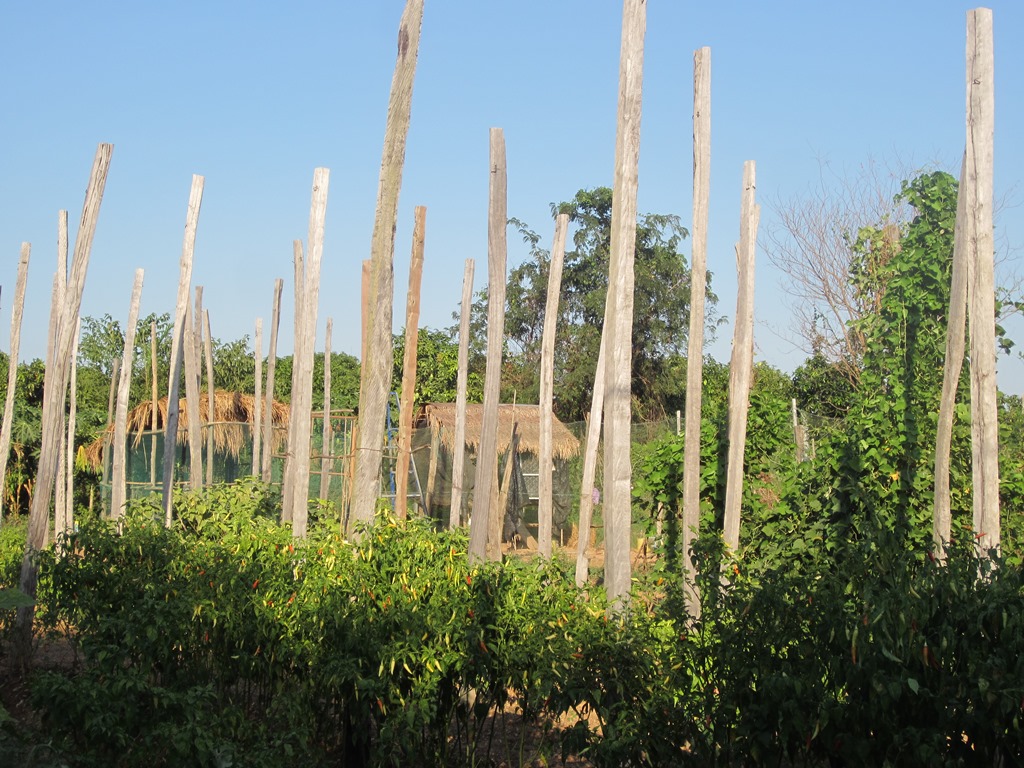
469;128;509;563
538;213;568;557
52;214;69;544
319;317;332;499
17;143;112;658
182;299;203;489
965;8;999;558
261;278;283;483
575;337;606;587
150;321;158;489
722;161;759;554
602;0;646;608
395;206;426;519
62;318;81;540
283;168;330;539
203;309;215;486
252;318;263;477
682;46;711;616
351;0;424;533
162;174;204;526
0;243;30;523
110;269;145;517
449;258;475;528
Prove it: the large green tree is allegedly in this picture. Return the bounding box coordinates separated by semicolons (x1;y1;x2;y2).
471;187;717;422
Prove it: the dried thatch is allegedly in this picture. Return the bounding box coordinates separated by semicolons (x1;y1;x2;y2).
85;390;290;470
421;403;580;460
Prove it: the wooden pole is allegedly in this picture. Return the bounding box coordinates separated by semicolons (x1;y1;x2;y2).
52;213;69;547
63;318;81;540
319;317;333;499
282;246;304;524
284;168;330;538
0;243;30;523
203;309;215;486
575;337;606;587
449;259;475;528
252;318;263;477
162;174;204;526
538;213;568;557
965;8;999;558
469;128;508;563
18;143;112;657
150;320;158;489
682;46;711;617
351;0;424;533
395;206;426;519
100;358;119;497
602;0;646;608
110;269;145;517
261;278;283;483
722;161;760;554
361;259;370;365
182;301;203;490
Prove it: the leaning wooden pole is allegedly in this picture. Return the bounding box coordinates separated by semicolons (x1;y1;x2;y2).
0;243;30;524
575;336;607;587
538;213;568;557
51;214;69;546
252;318;263;477
449;258;475;528
965;7;999;558
602;0;646;607
319;317;333;499
182;301;203;490
468;128;509;563
63;318;81;541
395;206;426;519
934;152;969;555
261;278;283;483
110;269;145;518
722;161;760;554
351;0;424;533
17;143;112;659
681;46;711;616
162;174;204;526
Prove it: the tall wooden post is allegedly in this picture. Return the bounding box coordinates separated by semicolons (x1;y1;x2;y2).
111;269;144;517
538;214;568;556
182;300;203;490
722;161;759;554
602;0;646;607
284;168;330;539
965;8;999;558
150;321;158;489
52;213;69;546
396;207;426;519
319;317;333;499
449;258;475;528
252;318;263;477
282;242;304;525
575;337;606;587
203;309;215;485
682;46;711;617
0;243;30;523
18;143;112;657
469;128;509;563
351;0;424;533
261;278;283;483
63;318;81;540
162;174;204;526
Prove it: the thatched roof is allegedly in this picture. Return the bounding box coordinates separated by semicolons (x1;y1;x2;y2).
85;390;290;470
421;403;580;460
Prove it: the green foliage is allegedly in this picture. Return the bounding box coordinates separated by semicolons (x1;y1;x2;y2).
392;327;483;410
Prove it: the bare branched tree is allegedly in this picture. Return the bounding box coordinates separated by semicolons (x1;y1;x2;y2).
764;157;914;383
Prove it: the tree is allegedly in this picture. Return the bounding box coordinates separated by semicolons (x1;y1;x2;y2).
393;327;484;411
473;187;716;422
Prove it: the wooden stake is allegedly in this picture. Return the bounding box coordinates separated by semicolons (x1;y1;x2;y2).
723;161;760;553
538;214;568;557
0;243;30;523
361;259;370;365
252;318;263;477
101;358;119;496
203;309;215;486
110;269;145;517
261;278;283;483
682;46;711;617
150;320;158;489
351;0;425;534
575;337;606;587
449;259;475;528
395;206;426;519
966;8;999;557
52;213;68;546
469;128;508;563
603;0;646;607
18;143;112;658
284;168;330;538
162;174;204;525
63;318;80;540
319;317;333;499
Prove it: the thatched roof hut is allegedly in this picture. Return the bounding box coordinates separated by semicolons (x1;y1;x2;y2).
85;390;290;470
419;403;580;459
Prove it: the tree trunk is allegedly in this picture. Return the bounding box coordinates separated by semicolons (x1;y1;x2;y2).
469;128;508;563
538;214;568;557
351;0;425;534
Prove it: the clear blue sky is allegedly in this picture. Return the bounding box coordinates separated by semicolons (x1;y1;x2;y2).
2;2;1022;391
